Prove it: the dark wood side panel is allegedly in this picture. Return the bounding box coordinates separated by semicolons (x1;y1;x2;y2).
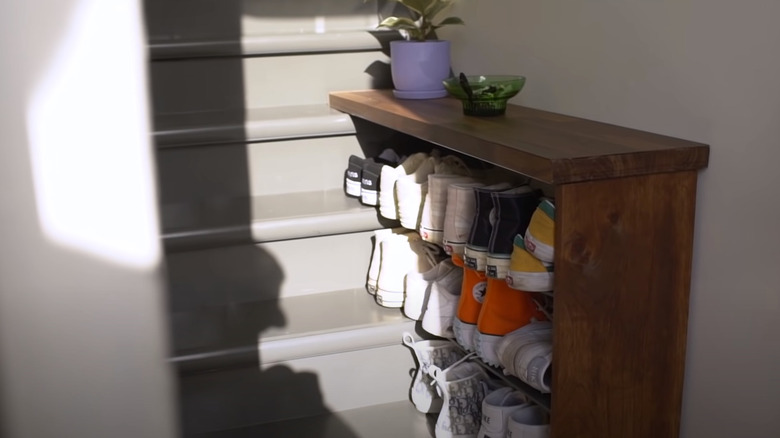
551;171;698;438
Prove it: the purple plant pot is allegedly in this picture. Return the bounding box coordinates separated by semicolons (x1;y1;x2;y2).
390;40;451;99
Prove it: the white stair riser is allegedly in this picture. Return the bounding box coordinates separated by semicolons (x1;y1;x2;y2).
157;136;362;204
166;232;375;303
150;51;390;114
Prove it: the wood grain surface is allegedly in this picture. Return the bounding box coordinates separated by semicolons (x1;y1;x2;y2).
551;171;698;438
329;90;709;184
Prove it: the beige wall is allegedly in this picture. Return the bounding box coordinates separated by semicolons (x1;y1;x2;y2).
0;1;177;437
443;0;780;436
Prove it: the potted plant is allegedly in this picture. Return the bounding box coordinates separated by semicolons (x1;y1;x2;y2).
366;0;465;99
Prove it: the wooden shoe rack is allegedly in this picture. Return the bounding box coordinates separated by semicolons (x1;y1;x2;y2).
329;89;709;438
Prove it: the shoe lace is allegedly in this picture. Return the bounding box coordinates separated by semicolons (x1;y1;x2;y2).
532;295;554;322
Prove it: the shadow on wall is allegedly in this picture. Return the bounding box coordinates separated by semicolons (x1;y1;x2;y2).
166;245;359;436
141;0;399;436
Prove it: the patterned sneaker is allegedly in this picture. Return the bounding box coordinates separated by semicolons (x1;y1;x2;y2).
506;235;554;293
524;199;555;264
402;332;467;414
378;152;429;220
344;154;364;198
506;404;550;438
428;355;490;438
421;259;464;338
477;387;530;438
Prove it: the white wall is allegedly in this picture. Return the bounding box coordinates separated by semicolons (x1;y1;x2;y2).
0;1;177;437
443;1;780;436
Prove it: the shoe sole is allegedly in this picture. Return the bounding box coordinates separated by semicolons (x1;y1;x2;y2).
453;318;477;352
506;270;554;292
376;288;404;308
474;332;503;367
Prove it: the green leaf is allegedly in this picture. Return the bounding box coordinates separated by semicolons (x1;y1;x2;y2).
378;16;420;30
435;16;464;26
425;0;454;21
398;0;431;16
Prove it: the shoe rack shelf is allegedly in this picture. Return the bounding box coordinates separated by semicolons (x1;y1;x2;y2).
329;90;709;438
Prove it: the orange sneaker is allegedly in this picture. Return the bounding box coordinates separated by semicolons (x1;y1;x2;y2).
475;278;547;366
452;253;487;352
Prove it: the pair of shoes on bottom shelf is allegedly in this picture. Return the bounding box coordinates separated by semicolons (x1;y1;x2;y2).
344;149;405;206
478;386;550;438
403;335;492;438
497;321;554;394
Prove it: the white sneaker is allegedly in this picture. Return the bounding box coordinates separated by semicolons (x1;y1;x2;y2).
402;332;467;414
477;387;529;438
497;322;554;393
396;156;438;230
366;227;409;295
378;152;429;220
506;404;550;438
421;260;463;338
441;182;486;256
376;233;438;308
429;355;490;438
403;249;448;320
420;174;477;246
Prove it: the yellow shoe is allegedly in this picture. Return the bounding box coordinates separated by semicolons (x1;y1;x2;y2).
524;199;555;263
506;235;554;292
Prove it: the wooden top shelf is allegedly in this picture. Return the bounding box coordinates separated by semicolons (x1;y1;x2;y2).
329;90;709;184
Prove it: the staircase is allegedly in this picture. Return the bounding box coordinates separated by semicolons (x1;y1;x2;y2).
145;1;436;436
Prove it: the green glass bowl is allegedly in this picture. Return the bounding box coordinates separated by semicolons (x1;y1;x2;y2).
442;75;526;116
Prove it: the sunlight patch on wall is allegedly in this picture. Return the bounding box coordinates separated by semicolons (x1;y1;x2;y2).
26;0;160;269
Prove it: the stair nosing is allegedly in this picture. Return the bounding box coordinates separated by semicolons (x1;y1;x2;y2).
149;30;398;60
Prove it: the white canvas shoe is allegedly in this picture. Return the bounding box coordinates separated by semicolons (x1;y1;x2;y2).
402;332;466;414
396;156;438;230
441;182;486;256
366;227;409;295
477;387;529;438
378;152;429;220
506;404;550;438
421;260;464;338
403;249;448;320
420;174;477;246
497;322;554;393
376;233;438;308
429;355;490;438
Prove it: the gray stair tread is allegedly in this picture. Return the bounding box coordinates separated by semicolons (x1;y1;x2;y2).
151;30;399;60
193;401;434;438
171;288;414;371
155;104;355;148
162;188;385;251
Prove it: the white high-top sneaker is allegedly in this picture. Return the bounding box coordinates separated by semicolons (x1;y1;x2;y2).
376;233;438;308
366;227;410;295
378;152;429;220
441;182;486;256
428;356;490;438
402;332;467;414
420;174;477;245
421;260;464;338
477;387;530;438
403;248;448;320
506;404;550;438
396;156;438;230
